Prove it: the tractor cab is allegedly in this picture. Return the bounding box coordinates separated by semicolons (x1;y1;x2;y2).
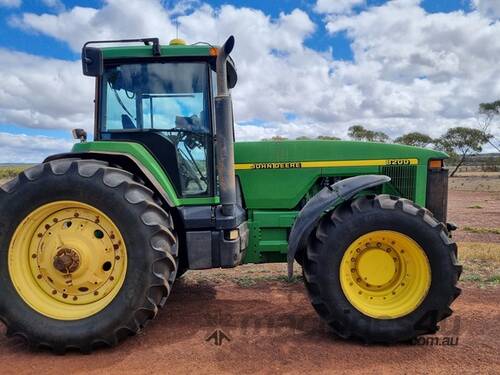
84;38;236;199
100;59;213;196
79;37;248;271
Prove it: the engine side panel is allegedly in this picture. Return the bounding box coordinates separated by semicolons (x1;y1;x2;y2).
234;140;447;210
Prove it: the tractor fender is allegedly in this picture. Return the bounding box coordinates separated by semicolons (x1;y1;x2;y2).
44;151;177;207
287;175;391;278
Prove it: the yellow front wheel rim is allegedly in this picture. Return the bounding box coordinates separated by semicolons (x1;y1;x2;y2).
340;230;431;319
8;201;127;320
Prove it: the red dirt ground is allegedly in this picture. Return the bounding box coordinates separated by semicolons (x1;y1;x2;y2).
0;281;498;375
0;189;499;374
448;190;500;243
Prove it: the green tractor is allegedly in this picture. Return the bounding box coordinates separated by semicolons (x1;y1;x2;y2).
0;36;461;353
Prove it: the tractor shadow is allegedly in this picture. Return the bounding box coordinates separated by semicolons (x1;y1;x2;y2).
143;278;338;346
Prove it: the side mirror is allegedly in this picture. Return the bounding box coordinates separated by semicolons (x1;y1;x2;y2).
72;128;87;142
82;46;103;77
223;35;235;55
227;58;238;89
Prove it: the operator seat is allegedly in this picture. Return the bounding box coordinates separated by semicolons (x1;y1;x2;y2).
121;114;136;129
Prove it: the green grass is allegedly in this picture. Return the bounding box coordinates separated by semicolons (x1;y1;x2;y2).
462;274;482;282
466;205;483;209
459;242;500;287
183;267;304;288
486;275;500;284
0;166;27;180
234;274;303;288
235;276;257;288
462;226;500;235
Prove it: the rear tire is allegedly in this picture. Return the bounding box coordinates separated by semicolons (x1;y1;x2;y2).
303;194;462;343
0;159;178;353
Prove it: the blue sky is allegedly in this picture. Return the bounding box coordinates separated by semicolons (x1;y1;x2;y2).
0;0;473;61
0;0;498;162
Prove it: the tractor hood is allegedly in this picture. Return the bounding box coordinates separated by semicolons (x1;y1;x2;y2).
234;140;447;166
234;140;447;210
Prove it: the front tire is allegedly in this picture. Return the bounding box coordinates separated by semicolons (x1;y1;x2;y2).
303;194;462;343
0;159;178;353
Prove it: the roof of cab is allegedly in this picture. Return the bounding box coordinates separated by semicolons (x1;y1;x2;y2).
101;44;213;59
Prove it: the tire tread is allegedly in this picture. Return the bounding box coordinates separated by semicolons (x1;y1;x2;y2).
0;159;177;353
303;194;462;344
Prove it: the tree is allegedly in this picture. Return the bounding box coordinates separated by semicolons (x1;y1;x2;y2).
435;127;493;177
478;101;500;152
479;100;500;123
394;132;434;148
316;135;340;140
261;135;288;141
295;136;311;140
348;125;389;143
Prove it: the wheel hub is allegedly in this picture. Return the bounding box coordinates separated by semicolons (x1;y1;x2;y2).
31;211;125;305
53;248;81;274
8;201;128;320
340;230;431;319
357;248;395;286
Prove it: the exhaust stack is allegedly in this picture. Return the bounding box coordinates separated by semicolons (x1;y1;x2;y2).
215;36;237;216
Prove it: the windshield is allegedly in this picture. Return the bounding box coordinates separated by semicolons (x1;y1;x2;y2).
101;62;212;196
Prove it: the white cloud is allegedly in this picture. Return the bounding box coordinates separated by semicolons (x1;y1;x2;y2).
0;0;21;8
0;132;73;163
320;0;500;144
1;0;498;160
472;0;500;19
323;1;500;113
314;0;365;15
10;0;176;52
0;49;94;131
42;0;65;12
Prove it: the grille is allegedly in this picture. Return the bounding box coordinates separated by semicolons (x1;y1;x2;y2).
381;165;417;201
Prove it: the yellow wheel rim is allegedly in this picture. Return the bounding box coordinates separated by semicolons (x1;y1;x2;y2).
340;230;431;319
8;201;127;320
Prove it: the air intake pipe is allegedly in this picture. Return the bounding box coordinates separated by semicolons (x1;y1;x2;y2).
215;36;236;217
